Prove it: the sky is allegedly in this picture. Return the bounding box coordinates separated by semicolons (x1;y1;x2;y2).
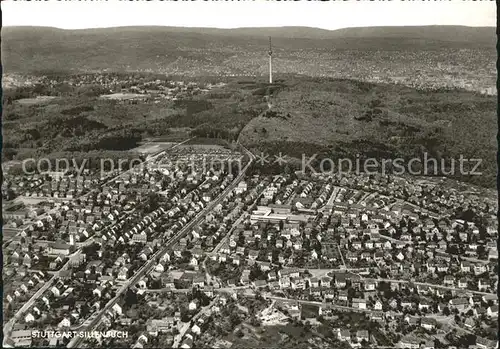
2;1;496;30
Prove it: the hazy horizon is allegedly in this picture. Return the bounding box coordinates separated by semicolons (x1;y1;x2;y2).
3;1;495;30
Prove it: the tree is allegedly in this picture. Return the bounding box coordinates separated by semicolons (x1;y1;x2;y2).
229;312;241;327
181;311;191;323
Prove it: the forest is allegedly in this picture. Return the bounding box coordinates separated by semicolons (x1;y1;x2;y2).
238;77;497;188
3;72;496;188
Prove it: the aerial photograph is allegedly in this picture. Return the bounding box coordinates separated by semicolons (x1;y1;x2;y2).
1;1;498;348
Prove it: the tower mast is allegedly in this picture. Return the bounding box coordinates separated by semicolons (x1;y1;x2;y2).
268;36;273;84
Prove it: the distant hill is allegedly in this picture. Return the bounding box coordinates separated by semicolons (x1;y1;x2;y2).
1;25;495;73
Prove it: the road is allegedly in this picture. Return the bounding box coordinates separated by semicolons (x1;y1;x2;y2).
142;284;475;335
376;234;490;265
240;290;468;325
2;139;194;347
435;249;490;265
209;177;268;258
429;313;475;334
204;212;249;286
67;144;254;348
3;204;61;248
359;191;374;204
284;192;296;206
321;186;340;211
347;275;496;296
377;234;496;266
2;220;121;347
3;139;192;248
321;268;495;296
2;243;93;346
337;245;347;269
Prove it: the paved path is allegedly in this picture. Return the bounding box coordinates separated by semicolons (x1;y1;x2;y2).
337;245;347;269
360;277;495;296
67;143;254;348
84;137;194;196
320;186;340;213
2;242;94;346
242;291;383;314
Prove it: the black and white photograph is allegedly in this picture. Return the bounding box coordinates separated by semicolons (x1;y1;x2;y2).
1;1;498;348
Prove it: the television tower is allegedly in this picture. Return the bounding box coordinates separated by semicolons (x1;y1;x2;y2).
268;36;273;84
